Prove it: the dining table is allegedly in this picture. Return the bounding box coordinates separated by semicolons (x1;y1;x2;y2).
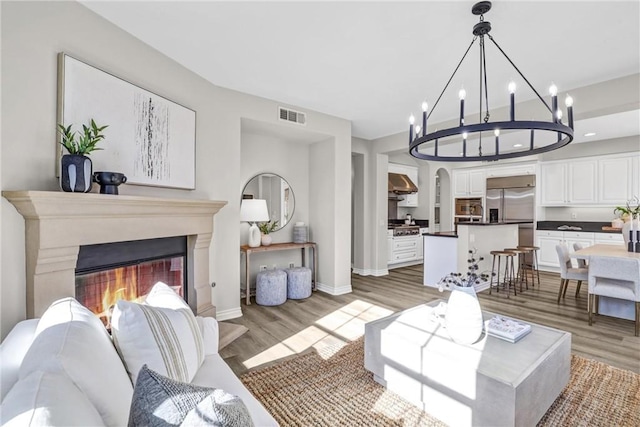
573;244;640;321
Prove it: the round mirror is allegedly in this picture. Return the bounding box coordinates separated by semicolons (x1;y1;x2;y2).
242;173;295;232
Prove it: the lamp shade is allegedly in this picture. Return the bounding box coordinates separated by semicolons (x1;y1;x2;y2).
240;199;269;223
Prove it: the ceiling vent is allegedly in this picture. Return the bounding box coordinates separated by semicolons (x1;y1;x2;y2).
279;107;306;125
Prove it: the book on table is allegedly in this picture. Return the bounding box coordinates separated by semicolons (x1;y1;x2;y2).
485;315;531;343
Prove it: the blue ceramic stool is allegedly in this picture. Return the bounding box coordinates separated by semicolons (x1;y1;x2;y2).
285;267;312;300
256;269;287;306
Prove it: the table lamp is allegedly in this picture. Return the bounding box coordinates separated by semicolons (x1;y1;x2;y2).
240;199;269;248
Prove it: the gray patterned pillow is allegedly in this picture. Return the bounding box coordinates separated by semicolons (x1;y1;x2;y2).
128;365;254;427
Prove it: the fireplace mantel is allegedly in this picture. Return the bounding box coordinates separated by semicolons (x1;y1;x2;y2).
2;191;227;318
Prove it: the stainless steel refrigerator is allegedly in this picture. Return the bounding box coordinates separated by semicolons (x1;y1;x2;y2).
485;175;536;249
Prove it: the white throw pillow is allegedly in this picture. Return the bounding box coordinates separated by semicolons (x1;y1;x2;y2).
18;298;132;427
144;281;191;310
0;370;105;427
111;299;204;385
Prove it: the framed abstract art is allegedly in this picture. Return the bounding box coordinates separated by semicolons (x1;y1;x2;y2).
57;53;196;189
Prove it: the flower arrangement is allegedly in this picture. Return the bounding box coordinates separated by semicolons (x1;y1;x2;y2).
258;220;279;235
614;196;640;221
438;248;492;292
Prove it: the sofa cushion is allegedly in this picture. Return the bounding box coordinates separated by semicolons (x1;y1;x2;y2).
0;370;105;426
0;318;39;401
18;298;131;427
196;315;219;356
192;354;278;426
111;299;204;385
144;281;190;310
128;365;253;427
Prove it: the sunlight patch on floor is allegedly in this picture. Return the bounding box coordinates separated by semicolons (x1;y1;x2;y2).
242;300;394;368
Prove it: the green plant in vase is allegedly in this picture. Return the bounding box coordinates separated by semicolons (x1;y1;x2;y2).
258;220;279;246
58;119;108;193
614;196;640;222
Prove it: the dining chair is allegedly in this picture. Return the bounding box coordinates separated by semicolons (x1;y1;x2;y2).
573;242;588;269
588;256;640;336
555;244;588;303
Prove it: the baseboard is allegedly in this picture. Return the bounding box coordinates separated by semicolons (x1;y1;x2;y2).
388;260;422;270
316;282;352;296
216;307;243;321
352;268;389;277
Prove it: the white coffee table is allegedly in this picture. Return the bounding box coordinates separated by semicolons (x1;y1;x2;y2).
364;300;571;427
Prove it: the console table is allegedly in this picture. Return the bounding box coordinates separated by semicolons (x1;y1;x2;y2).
240;242;317;305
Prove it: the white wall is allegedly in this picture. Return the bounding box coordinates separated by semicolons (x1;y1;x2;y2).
240;130;312;287
1;1;352;336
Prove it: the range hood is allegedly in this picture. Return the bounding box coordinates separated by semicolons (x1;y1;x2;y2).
388;173;418;194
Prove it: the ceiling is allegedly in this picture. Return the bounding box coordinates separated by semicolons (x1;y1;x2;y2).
82;1;640;143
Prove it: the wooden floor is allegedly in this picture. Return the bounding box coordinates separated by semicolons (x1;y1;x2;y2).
220;265;640;376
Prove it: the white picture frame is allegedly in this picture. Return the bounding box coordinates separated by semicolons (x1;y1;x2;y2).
57;53;196;189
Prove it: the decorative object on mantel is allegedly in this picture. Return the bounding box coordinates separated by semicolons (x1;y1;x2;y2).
293;222;308;243
58;119;108;193
438;248;491;344
93;171;127;195
407;1;574;162
258;220;279;246
240;199;269;248
58;53;196;189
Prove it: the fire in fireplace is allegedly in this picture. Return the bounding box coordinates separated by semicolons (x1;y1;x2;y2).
75;237;187;327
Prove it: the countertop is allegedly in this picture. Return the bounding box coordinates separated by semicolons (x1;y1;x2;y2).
457;220;533;226
537;221;621;234
423;231;458;238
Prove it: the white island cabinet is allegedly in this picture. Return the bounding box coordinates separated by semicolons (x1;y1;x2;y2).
423;232;458;287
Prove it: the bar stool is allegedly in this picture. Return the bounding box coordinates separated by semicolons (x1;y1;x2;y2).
489;250;517;298
517;245;541;287
505;248;529;292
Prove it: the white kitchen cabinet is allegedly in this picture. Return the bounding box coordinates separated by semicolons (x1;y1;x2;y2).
453;169;485;197
563;231;594;254
485;163;536;178
387;231;394;264
541;154;639;206
537;230;564;268
536;230;599;271
389;236;420;264
389;163;419;207
595;232;624;246
568;160;598;204
540;163;567;206
598;157;633;205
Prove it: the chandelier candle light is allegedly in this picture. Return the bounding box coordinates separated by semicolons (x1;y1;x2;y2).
408;1;575;162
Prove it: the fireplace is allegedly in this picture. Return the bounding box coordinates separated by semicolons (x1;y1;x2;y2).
75;237;187;327
2;191;227;319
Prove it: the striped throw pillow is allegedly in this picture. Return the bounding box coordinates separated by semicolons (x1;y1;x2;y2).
111;300;204;385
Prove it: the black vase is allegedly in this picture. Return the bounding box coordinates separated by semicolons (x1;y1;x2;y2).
93;171;127;195
60;154;93;193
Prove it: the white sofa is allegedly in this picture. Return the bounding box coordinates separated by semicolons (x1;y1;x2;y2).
0;297;277;426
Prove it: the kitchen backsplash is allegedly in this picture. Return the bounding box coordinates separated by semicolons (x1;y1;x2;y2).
542;206;618;222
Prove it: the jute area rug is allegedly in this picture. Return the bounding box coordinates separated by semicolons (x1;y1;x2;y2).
241;338;640;427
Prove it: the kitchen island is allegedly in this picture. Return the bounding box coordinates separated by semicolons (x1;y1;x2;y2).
457;223;523;290
424;223;525;290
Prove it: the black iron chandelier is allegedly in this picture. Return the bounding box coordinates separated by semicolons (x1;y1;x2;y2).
409;1;574;162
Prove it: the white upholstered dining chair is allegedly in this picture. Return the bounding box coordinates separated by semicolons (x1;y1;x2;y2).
555;244;588;303
588;256;640;336
573;242;588;268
